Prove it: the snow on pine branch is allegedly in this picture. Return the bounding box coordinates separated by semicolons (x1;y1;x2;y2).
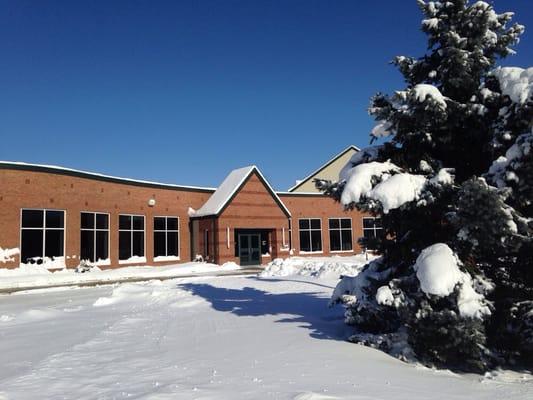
414;243;492;319
490;66;533;105
339;157;454;213
486;131;533;189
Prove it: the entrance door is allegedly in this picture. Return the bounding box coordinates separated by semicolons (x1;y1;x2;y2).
238;233;261;266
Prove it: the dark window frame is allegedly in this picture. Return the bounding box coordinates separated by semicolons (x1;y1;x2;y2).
20;208;65;265
153;216;180;259
118;214;145;261
362;217;383;248
328;217;353;252
80;212;110;264
298;218;322;253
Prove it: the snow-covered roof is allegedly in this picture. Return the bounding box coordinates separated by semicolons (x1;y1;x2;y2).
288;145;360;192
192;166;291;218
0;161;217;192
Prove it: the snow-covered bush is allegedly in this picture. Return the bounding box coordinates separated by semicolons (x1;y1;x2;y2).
319;0;531;372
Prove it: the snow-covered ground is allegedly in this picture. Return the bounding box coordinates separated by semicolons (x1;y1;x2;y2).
0;257;531;399
0;261;241;291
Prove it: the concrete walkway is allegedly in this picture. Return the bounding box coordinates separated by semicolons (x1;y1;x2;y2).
0;267;263;295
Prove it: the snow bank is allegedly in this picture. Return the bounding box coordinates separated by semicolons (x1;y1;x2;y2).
491;66;533;104
260;254;374;280
0;262;241;290
0;247;20;263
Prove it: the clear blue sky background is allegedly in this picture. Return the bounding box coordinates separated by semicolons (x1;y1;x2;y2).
1;0;531;190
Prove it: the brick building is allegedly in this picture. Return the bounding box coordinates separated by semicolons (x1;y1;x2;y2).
0;147;381;269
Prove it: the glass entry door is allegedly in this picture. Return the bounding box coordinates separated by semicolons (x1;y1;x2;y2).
238;233;261;266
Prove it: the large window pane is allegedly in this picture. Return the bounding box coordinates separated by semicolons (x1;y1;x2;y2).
341;219;351;229
22;210;43;228
299;219;309;230
132;232;144;257
329;219;339;229
166;218;178;231
341;230;353;251
133;216;144;230
310;219;321;229
46;211;64;228
330;230;341;251
154;232;166;257
80;230;94;261
81;212;94;229
95;214;108;229
154;217;166;231
311;231;322;252
167;232;178;256
21;230;43;263
119;215;131;230
96;231;109;261
119;231;131;260
299;231;311;252
44;229;64;258
363;218;375;229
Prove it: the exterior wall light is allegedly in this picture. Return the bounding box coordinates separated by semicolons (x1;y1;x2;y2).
148;198;156;207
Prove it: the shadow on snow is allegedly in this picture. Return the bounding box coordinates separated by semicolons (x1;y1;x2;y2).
178;277;349;341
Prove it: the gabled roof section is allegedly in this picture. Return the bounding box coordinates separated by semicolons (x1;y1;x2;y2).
192;165;291;218
287;145;360;192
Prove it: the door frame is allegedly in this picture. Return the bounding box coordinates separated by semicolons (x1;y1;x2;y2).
238;233;261;266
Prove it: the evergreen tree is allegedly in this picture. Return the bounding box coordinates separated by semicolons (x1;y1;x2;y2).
320;0;531;371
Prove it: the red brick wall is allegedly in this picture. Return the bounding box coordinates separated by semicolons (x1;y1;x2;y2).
216;172;289;264
0;168;212;268
280;193;367;256
0;166;370;269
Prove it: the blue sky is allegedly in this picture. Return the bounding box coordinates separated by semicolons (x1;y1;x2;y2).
1;0;531;190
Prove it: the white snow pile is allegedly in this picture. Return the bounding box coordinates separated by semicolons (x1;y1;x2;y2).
413;243;491;319
412;84;447;110
339;158;454;213
0;247;20;263
491;66;533;104
260;254;374;280
0;261;241;290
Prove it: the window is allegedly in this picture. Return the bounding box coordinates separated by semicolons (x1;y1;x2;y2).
362;217;383;248
154;217;179;260
329;218;353;251
80;212;109;264
299;218;322;252
21;209;65;265
119;215;145;261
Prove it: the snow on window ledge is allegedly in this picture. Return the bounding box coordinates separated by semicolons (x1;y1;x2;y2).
153;256;180;262
118;256;147;265
299;251;324;255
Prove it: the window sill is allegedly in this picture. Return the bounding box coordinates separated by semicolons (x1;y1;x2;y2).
119;256;147;265
299;251;323;255
153;256;180;262
330;250;354;254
